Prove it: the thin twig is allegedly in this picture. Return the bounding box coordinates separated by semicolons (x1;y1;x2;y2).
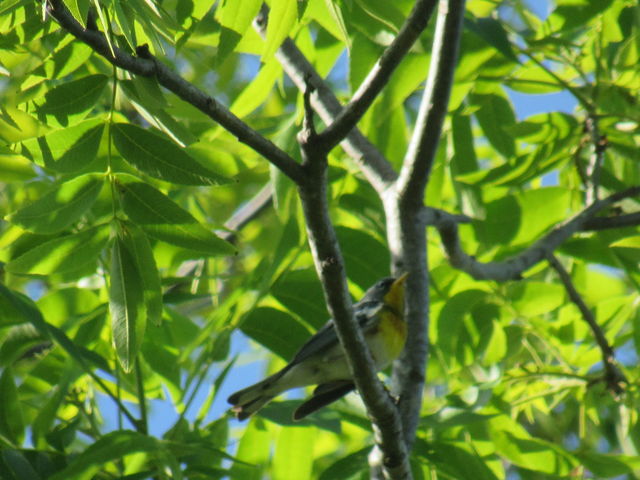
546;254;626;395
437;186;640;281
253;7;398;194
317;0;438;149
46;0;303;184
519;48;594;111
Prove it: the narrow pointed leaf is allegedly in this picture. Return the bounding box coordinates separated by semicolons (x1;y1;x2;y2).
263;0;297;61
7;174;103;234
112;123;230;185
37;74;109;124
118;180;235;256
121;223;163;325
0;369;24;445
109;237;146;372
48;430;161;480
22;118;104;173
6;225;109;275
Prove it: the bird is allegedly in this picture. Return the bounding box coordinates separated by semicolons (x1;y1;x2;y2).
227;273;408;421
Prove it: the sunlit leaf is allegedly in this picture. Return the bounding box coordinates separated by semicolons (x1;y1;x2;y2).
109;236;146;373
263;0;297;60
118;180;235;256
6;225;110;275
112;123;231;185
241;307;311;360
48;431;162;480
7;174;104;234
37;74;109;126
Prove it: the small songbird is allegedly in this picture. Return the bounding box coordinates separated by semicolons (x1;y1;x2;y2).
227;274;408;421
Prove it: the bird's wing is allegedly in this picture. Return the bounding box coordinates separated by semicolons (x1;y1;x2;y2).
293;380;355;420
288;301;383;366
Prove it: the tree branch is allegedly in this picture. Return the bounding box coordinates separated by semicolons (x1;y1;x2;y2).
253;8;398;194
296;82;411;480
397;0;466;204
46;0;304;184
384;0;466;451
437;186;640;281
546;254;626;395
582;212;640;231
317;0;438;150
584;114;607;205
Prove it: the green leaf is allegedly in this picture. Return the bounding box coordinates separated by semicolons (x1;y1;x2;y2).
336;226;389;291
0;148;36;181
217;0;262;64
229;421;271;479
263;0;297;60
63;0;91;28
0;368;24;445
435;289;488;356
575;452;640;477
7;174;104;234
470;92;516;158
465;17;518;61
419;440;500;480
508;281;566;317
273;426;315;479
483;319;506;364
0;107;49;143
0;449;42;480
109;236;147;373
113;0;137;50
22;118;105;173
610;236;640;249
120;223;163;326
513;187;571;245
112;123;230;185
349;33;383;92
271;270;328;330
241;307;311;360
230;59;282;117
118;180;235;256
37;74;109;125
318;447;369;480
6;225;110;275
549;0;614;31
0;0;31;16
491;430;577;475
48;430;162;480
420;408;498;429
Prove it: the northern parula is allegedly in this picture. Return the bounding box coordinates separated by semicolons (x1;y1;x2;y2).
227;274;408;421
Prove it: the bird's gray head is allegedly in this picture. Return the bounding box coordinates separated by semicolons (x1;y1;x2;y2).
360;277;396;303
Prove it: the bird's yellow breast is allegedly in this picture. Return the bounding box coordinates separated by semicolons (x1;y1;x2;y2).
377;309;407;360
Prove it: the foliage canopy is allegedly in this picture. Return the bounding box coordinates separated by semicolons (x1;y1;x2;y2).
1;0;639;479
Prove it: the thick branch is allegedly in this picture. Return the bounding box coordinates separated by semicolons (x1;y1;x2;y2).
384;0;465;452
397;0;465;204
254;9;398;194
297;88;411;479
47;0;303;184
317;0;438;149
546;254;626;394
437;187;640;281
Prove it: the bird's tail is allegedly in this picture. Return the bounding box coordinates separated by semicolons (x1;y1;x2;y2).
227;369;288;420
